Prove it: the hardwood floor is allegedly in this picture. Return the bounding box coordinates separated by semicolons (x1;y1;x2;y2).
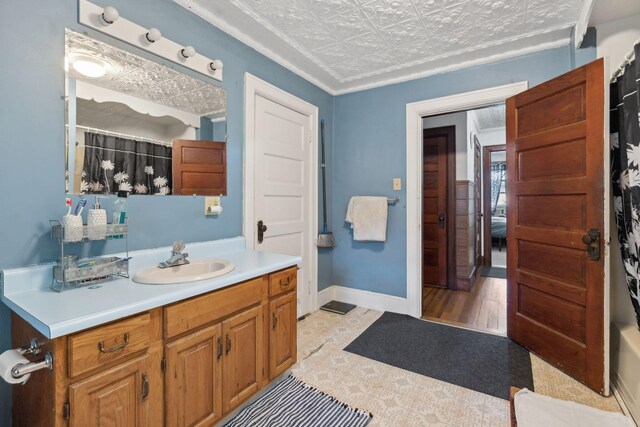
422;276;507;335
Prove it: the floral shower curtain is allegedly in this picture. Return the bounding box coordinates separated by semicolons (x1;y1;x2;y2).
611;42;640;329
82;132;172;195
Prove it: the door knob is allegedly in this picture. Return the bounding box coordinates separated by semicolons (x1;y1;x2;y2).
257;220;268;244
438;214;445;229
582;228;601;261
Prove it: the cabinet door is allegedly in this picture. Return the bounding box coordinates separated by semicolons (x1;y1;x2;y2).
222;306;263;412
69;355;149;427
269;292;297;379
165;323;223;427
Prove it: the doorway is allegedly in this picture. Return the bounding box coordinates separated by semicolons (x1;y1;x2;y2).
408;60;609;394
244;73;318;317
421;104;508;335
482;144;507;272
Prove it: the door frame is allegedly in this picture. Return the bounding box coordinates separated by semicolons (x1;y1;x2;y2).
482;144;506;267
421;126;456;290
244;73;319;315
406;81;529;318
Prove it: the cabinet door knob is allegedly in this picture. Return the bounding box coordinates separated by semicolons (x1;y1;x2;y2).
98;332;129;353
225;334;231;354
272;313;278;330
217;337;223;360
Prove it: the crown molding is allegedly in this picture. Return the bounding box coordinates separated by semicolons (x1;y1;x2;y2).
575;0;595;48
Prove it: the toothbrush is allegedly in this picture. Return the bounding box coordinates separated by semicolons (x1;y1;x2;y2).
66;198;72;216
74;199;87;216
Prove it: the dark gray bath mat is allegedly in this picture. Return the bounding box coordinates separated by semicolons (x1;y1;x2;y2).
344;312;533;400
479;266;507;278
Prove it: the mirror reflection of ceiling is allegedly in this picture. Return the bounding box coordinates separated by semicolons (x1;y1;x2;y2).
471;103;505;131
65;30;226;117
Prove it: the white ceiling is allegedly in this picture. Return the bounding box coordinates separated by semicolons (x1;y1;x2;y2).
65;30;227;116
472;103;505;131
589;0;640;26
176;0;588;94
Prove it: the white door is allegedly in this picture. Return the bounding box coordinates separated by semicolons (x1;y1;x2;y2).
253;95;312;316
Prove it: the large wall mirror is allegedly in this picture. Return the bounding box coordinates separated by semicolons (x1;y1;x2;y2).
65;29;227;196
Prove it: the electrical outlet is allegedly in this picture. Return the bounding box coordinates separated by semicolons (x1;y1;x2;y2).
204;197;221;215
393;178;402;191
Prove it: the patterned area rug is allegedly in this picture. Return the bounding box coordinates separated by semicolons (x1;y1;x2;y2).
224;375;372;426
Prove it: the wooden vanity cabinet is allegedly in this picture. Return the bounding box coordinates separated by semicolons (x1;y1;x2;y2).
12;266;297;427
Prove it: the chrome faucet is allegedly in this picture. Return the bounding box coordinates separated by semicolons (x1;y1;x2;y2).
158;241;190;269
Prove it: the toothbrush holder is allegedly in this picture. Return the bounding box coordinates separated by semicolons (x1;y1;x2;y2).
62;215;84;242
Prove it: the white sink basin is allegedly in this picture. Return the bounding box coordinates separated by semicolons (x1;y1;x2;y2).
132;259;235;285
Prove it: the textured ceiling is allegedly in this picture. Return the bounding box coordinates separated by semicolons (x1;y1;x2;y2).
65;30;226;116
472;103;505;131
176;0;586;94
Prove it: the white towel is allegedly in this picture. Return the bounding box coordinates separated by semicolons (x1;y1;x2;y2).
514;388;635;427
345;196;388;242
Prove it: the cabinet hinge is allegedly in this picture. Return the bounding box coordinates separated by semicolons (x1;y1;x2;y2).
161;357;166;372
63;402;70;420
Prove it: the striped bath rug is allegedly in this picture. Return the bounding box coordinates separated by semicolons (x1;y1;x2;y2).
224;375;372;427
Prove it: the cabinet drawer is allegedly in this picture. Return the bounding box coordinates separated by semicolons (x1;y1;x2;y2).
165;277;266;339
269;267;297;297
68;313;151;378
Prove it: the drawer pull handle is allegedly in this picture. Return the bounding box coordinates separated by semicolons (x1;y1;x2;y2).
217;337;223;360
225;334;231;354
142;373;149;400
272;313;278;330
98;333;129;353
279;278;292;287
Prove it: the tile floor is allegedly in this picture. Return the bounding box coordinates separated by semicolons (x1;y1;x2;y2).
292;307;623;426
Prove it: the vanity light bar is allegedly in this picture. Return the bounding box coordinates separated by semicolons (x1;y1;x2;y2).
78;0;223;82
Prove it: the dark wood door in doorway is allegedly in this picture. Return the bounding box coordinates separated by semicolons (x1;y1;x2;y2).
422;127;455;290
506;59;605;393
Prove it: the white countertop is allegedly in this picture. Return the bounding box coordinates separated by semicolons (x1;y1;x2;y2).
1;237;301;339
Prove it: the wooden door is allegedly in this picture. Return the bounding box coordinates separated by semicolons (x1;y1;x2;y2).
69;355;149;426
422;127;455;290
506;59;606;393
222;306;264;412
269;292;297;379
165;324;223;427
473;136;482;267
172;139;226;195
254;95;312;316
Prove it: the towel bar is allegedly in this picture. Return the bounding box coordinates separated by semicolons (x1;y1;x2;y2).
387;196;400;205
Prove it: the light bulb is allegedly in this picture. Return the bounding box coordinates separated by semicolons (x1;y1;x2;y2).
180;46;196;59
146;28;162;43
209;59;223;72
99;6;119;25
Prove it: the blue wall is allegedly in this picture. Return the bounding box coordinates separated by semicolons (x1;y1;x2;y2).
330;31;596;298
0;0;333;424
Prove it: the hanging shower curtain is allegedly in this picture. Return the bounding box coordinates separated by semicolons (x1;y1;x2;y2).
82;132;172;195
611;42;640;329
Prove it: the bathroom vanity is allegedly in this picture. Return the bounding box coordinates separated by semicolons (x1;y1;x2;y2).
2;238;300;426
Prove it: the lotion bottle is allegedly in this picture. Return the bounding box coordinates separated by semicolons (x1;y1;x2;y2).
87;196;107;240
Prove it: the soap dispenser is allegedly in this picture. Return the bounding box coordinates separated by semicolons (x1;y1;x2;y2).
87;195;108;240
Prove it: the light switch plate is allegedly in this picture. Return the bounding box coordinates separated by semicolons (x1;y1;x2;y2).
393;178;402;191
204;197;221;215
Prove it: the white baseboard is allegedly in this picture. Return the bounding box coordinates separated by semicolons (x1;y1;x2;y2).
317;285;408;314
